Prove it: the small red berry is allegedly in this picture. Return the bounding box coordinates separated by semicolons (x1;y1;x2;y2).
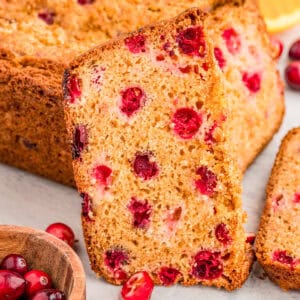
65;75;81;104
92;165;112;186
121;271;154;300
246;233;256;245
285;62;300;91
72;124;88;160
0;270;26;300
77;0;95;5
293;192;300;204
222;28;241;55
24;270;52;297
215;223;232;245
38;11;56;25
214;47;226;69
271;37;284;59
127;198;152;229
133;153;159;180
125;34;147;54
242;72;261;93
158;267;181;286
272;250;294;269
31;289;66;300
46;223;75;247
0;254;28;275
195;166;217;196
120;87;145;117
289;39;300;60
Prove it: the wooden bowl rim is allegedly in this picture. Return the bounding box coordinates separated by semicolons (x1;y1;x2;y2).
0;225;86;300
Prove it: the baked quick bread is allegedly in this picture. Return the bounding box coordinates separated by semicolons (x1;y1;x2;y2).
0;0;284;185
256;128;300;290
63;8;253;290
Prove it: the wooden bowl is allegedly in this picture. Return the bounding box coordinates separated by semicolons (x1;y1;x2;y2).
0;225;86;300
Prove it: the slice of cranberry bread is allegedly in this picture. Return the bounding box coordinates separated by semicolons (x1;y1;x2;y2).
256;128;300;290
206;0;284;171
63;8;253;290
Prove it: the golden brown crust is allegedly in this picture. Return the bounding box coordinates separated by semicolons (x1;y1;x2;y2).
256;128;300;290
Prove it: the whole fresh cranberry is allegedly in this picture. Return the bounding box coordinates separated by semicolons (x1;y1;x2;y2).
121;271;154;300
0;254;28;275
285;62;300;91
30;289;66;300
0;270;26;300
24;270;52;296
45;223;75;247
271;37;283;59
289;39;300;60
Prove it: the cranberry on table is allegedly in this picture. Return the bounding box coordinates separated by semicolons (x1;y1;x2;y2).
285;62;300;91
0;254;28;275
24;270;52;297
0;270;26;300
121;271;154;300
30;289;66;300
46;223;75;247
289;39;300;60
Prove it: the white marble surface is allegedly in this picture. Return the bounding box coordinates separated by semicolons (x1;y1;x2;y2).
0;25;300;300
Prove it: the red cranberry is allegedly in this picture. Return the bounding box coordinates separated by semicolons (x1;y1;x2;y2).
24;270;52;296
195;166;217;196
64;75;81;104
246;233;256;245
214;47;226;69
46;223;75;247
285;62;300;91
125;34;146;54
31;289;66;300
0;270;26;300
158;267;181;286
294;193;300;203
192;250;223;280
204;121;218;145
179;65;192;73
215;223;231;245
177;26;206;57
80;193;94;221
121;271;154;300
0;254;28;275
172;108;202;139
120;87;145;117
72;124;88;160
271;37;284;59
133;153;158;180
127;198;152;229
242;72;261;93
77;0;95;4
92;165;112;186
272;250;294;268
289;39;300;60
104;249;129;272
38;11;56;25
222;28;241;55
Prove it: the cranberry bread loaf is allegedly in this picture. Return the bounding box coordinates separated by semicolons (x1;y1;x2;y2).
0;0;283;185
63;8;253;290
256;128;300;290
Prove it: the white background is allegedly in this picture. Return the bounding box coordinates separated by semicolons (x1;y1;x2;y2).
0;25;299;300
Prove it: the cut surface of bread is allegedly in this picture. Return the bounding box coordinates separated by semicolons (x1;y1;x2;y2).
0;0;284;185
256;128;300;290
63;8;252;290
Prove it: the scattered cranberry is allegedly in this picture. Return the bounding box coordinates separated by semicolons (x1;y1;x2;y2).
177;26;206;57
64;75;81;104
222;28;241;55
0;254;28;275
77;0;95;4
204;121;218;145
246;233;256;245
24;270;52;297
172;108;202;139
92;165;112;186
214;47;226;69
285;62;300;91
158;267;181;286
127;198;152;229
125;34;146;54
72;124;88;160
120;87;145;117
271;37;284;59
192;250;223;280
0;270;26;300
195;166;217;196
104;249;129;272
46;223;75;247
272;250;294;268
242;72;261;93
215;223;231;245
81;193;94;221
121;271;154;300
38;11;56;25
289;39;300;60
294;192;300;203
133;153;158;180
31;289;66;300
